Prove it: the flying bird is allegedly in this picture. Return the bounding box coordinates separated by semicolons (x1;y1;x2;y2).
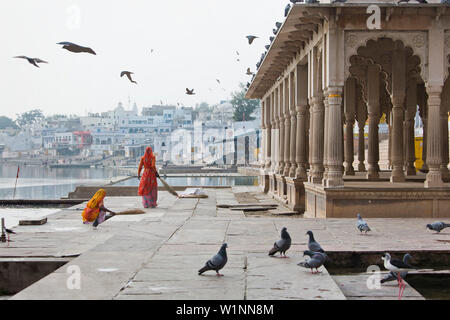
13;56;48;68
216;79;221;85
268;227;292;258
298;250;327;274
356;213;371;235
382;253;416;300
246;68;254;76
236;51;240;56
198;243;228;276
306;231;325;253
426;221;450;233
57;42;96;55
381;253;413;284
120;71;137;84
246;35;258;45
186;88;195;95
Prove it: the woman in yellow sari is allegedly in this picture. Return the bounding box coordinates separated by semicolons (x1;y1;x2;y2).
82;189;116;227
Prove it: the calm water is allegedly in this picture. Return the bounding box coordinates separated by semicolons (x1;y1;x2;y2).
0;164;258;199
0;163;128;200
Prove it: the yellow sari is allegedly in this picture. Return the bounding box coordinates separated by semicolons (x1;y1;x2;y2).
82;189;106;223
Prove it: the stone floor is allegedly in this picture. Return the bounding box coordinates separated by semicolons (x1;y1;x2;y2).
1;186;449;300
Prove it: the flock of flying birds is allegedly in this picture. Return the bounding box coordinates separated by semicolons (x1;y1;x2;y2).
13;34;260;101
198;213;450;299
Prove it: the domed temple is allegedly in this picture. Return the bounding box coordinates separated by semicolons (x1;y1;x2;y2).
246;0;450;218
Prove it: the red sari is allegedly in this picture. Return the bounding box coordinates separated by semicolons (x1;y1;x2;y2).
138;147;158;208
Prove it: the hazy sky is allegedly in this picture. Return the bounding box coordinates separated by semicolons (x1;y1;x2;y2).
0;0;285;119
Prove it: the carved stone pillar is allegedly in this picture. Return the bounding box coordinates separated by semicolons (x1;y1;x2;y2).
324;87;344;187
289;72;297;177
265;96;272;171
295;64;309;180
323;91;330;182
366;64;381;180
309;93;325;184
440;105;449;181
278;83;285;175
356;86;367;172
390;49;406;183
425;85;444;188
344;78;357;176
283;77;291;177
405;79;417;176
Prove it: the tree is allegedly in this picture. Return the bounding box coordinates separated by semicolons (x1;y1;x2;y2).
0;116;18;130
231;83;260;122
16;109;45;128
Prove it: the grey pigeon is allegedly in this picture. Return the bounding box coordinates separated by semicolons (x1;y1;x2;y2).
198;243;228;276
13;56;48;68
306;0;320;3
273;28;278;35
306;230;324;253
186;88;195;95
269;227;292;258
57;42;96;55
427;221;450;233
246;35;258;45
332;0;347;3
269;36;275;43
442;0;450;4
265;45;270;50
120;71;137;84
381;254;412;284
284;4;291;17
298;250;327;274
357;213;371;235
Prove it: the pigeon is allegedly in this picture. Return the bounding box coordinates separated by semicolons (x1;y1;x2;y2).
381;254;412;284
268;227;292;258
246;68;254;76
120;71;137;84
356;213;371;235
198;243;228;276
306;230;325;253
269;36;275;43
332;0;347;3
2;226;16;242
57;42;96;55
246;35;258;45
442;0;450;4
284;4;291;17
275;22;282;29
382;253;416;299
426;222;450;233
13;56;48;68
186;88;195;95
236;51;240;56
273;28;278;36
298;250;327;274
216;79;221;85
265;45;270;50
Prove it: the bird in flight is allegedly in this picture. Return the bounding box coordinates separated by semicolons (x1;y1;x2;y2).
57;42;96;55
236;51;240;56
13;56;48;68
216;79;221;85
120;71;137;84
246;68;254;76
186;88;195;95
246;35;258;45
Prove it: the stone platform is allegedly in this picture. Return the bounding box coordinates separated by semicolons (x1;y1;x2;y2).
304;181;450;218
1;187;449;300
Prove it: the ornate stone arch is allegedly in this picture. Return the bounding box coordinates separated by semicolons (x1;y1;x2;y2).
344;31;428;83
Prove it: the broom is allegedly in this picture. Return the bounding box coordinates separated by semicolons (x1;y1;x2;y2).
157;173;179;197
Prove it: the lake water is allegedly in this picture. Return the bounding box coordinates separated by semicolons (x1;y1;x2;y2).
0;164;128;200
0;164;258;200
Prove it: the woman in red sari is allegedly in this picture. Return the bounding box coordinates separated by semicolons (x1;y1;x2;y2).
138;147;159;208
